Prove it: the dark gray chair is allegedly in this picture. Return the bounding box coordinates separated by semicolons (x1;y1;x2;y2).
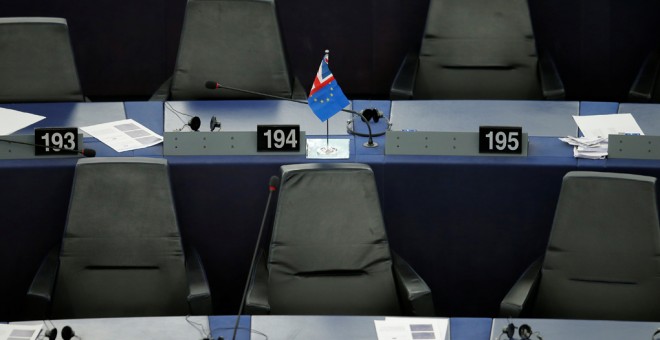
0;17;85;103
500;171;660;321
629;47;660;102
390;0;564;100
245;163;434;316
25;158;211;319
151;0;305;101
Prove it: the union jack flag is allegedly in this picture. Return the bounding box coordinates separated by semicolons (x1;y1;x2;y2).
307;53;349;122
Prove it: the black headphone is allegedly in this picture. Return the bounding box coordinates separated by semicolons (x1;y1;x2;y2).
183;116;222;132
499;322;542;340
44;325;76;340
346;108;391;137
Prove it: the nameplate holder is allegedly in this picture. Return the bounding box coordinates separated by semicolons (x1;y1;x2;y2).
164;131;307;156
385;131;528;156
0;134;85;159
608;134;660;160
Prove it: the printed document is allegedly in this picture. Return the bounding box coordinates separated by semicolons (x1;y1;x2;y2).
374;317;449;340
81;119;163;152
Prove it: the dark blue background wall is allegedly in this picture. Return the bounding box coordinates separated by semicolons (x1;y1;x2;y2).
5;0;660;102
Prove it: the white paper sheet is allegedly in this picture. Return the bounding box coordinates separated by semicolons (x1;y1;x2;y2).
81;119;163;152
0;324;42;340
0;108;45;135
374;317;449;340
573;113;644;139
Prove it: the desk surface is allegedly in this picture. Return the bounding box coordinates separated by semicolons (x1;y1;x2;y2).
390;100;579;137
12;316;209;340
165;100;352;135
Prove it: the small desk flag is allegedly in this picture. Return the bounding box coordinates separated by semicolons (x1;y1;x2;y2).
308;53;350;122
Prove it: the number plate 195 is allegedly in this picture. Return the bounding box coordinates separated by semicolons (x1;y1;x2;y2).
34;127;79;155
257;125;300;152
479;126;523;154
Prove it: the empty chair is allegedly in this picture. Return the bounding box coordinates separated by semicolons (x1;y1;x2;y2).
151;0;305;101
245;163;434;316
390;0;564;100
0;17;84;103
25;157;211;319
500;171;660;321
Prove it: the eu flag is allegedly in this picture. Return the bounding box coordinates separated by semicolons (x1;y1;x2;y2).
307;55;350;122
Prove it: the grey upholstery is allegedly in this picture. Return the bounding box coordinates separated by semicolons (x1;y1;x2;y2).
152;0;305;101
25;158;211;319
500;171;660;321
245;163;434;316
0;17;84;103
391;0;564;100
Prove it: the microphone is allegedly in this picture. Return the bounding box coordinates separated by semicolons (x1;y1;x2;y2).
205;81;382;148
229;175;279;340
0;137;96;157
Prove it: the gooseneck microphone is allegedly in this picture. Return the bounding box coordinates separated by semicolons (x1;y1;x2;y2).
204;81;381;147
0;137;96;157
229;175;279;340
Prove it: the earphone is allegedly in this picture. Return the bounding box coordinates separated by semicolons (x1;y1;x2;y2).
346;108;392;137
43;325;76;340
166;102;221;132
498;322;542;340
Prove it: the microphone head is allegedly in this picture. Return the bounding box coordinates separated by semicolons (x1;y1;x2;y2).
81;148;96;157
205;81;219;90
269;176;280;191
189;116;201;131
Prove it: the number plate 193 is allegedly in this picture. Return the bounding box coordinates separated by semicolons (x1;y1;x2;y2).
34;127;79;155
479;126;523;154
257;125;300;152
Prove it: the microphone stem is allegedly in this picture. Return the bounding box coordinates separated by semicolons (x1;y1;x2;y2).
216;84;375;146
232;187;276;340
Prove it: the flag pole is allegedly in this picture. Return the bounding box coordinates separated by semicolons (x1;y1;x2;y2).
325;49;330;149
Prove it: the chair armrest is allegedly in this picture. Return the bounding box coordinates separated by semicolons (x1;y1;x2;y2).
392;252;434;316
499;257;543;318
244;249;270;315
291;76;308;101
537;49;565;100
390;52;419;100
150;77;172;101
24;246;60;320
629;48;660;102
185;246;213;315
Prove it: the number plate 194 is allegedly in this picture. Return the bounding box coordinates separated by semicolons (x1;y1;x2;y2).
257;125;300;152
479;126;523;154
34;127;79;155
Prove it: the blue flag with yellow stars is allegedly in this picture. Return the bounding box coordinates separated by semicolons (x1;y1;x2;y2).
307;54;350;122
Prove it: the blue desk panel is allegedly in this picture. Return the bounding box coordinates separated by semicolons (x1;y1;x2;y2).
209;315;250;340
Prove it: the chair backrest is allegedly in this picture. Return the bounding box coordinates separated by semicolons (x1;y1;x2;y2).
533;171;660;321
51;157;189;318
266;163;401;315
415;0;542;99
0;17;84;103
169;0;295;100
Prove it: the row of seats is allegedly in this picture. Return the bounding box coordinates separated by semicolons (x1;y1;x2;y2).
2;0;660;104
23;158;433;320
20;157;660;322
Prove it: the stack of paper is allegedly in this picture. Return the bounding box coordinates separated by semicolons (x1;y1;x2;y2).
560;113;644;159
559;136;608;159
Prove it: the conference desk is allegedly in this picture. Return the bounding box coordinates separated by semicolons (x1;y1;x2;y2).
11;315;488;340
1;99;659;323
